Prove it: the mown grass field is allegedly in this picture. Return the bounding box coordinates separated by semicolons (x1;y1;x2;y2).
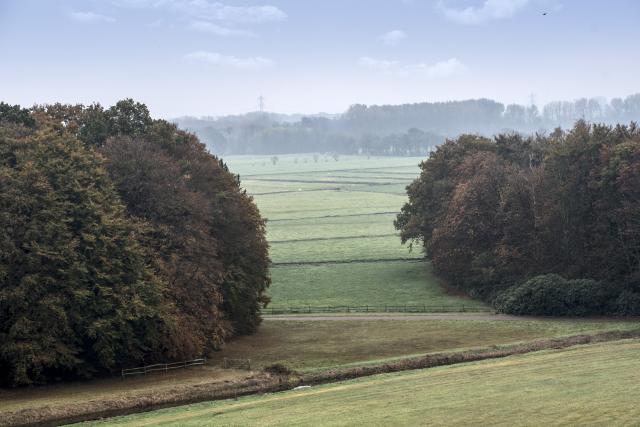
224;154;481;309
86;339;640;426
269;262;485;308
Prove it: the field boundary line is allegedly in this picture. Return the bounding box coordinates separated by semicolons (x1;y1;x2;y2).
270;233;398;244
249;178;406;186
252;188;407;196
271;257;422;267
241;164;421;178
267;211;398;222
251;188;341;196
262;305;491;315
121;358;205;377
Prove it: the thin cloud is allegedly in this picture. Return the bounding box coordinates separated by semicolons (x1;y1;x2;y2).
185;51;274;69
437;0;529;25
359;57;399;71
113;1;286;24
417;58;467;78
378;30;407;46
69;11;116;23
213;4;286;23
359;56;466;78
189;21;256;37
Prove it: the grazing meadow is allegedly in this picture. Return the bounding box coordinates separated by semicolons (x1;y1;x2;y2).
225;154;485;310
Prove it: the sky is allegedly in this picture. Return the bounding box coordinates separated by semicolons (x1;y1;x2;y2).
1;0;639;118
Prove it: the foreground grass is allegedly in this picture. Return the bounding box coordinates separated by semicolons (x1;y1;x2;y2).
212;318;638;371
4;318;635;421
87;339;640;426
268;261;485;308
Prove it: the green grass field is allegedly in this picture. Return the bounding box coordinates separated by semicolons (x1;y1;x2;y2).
268;261;485;308
87;339;640;426
224;154;481;309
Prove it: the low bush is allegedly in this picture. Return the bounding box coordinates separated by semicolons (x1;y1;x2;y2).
495;274;612;316
612;289;640;316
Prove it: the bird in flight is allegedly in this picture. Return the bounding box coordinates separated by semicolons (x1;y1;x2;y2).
542;12;548;16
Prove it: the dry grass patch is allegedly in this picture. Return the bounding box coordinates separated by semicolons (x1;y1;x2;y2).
212;318;639;372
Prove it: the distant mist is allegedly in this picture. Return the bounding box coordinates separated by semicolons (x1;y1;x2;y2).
174;94;640;156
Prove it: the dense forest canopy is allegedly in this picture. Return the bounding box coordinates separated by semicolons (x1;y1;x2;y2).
395;121;640;315
0;100;270;387
175;94;640;156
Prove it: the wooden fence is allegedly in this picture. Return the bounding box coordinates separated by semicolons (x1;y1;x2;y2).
121;358;206;377
263;305;493;315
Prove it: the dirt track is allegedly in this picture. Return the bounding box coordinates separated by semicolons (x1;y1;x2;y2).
264;313;524;321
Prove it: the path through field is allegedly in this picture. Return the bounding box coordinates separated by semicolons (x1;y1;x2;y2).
262;313;635;322
262;313;525;321
224;155;488;311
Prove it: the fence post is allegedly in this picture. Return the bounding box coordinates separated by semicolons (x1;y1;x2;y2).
308;305;311;313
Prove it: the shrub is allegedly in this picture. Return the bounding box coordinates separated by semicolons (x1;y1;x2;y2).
495;274;611;316
612;290;640;316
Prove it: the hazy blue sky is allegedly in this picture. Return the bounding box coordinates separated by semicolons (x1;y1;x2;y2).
1;0;639;117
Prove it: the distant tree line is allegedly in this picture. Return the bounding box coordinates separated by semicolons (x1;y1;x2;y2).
175;94;640;156
0;100;270;386
395;121;640;316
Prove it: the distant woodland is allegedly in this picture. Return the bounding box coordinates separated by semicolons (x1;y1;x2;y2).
175;94;640;156
396;121;640;315
0;100;270;386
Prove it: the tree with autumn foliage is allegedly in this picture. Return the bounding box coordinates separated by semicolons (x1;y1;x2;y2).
0;123;168;386
397;121;640;314
0;100;270;386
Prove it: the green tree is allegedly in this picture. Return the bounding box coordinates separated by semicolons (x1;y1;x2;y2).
0;128;166;386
